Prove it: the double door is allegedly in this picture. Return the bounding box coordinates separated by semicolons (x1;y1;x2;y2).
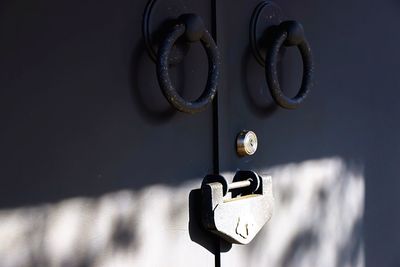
1;0;400;266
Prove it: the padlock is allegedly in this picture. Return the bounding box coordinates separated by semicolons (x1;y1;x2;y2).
201;171;274;244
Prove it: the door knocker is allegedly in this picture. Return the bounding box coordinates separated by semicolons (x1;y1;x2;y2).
143;8;220;114
250;1;314;109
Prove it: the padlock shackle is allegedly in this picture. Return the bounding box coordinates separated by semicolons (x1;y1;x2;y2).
228;179;252;190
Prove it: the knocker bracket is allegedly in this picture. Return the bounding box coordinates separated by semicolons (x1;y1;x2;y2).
143;0;190;65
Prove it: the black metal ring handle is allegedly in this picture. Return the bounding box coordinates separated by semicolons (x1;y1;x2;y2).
156;14;220;114
266;21;313;109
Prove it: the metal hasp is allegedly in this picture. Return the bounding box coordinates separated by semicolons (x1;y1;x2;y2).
201;171;274;244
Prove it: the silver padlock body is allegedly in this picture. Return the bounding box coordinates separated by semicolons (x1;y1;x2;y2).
202;175;274;244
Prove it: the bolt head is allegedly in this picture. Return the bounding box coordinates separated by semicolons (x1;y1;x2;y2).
236;130;258;156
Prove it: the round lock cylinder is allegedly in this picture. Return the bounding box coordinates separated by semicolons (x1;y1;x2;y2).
236;130;258;156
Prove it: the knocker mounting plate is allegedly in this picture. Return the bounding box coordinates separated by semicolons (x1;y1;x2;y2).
250;1;285;67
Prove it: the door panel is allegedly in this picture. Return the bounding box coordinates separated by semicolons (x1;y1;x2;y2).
0;0;216;265
216;0;400;266
0;0;213;206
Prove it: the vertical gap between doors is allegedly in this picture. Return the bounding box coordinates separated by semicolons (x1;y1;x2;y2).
211;0;222;266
